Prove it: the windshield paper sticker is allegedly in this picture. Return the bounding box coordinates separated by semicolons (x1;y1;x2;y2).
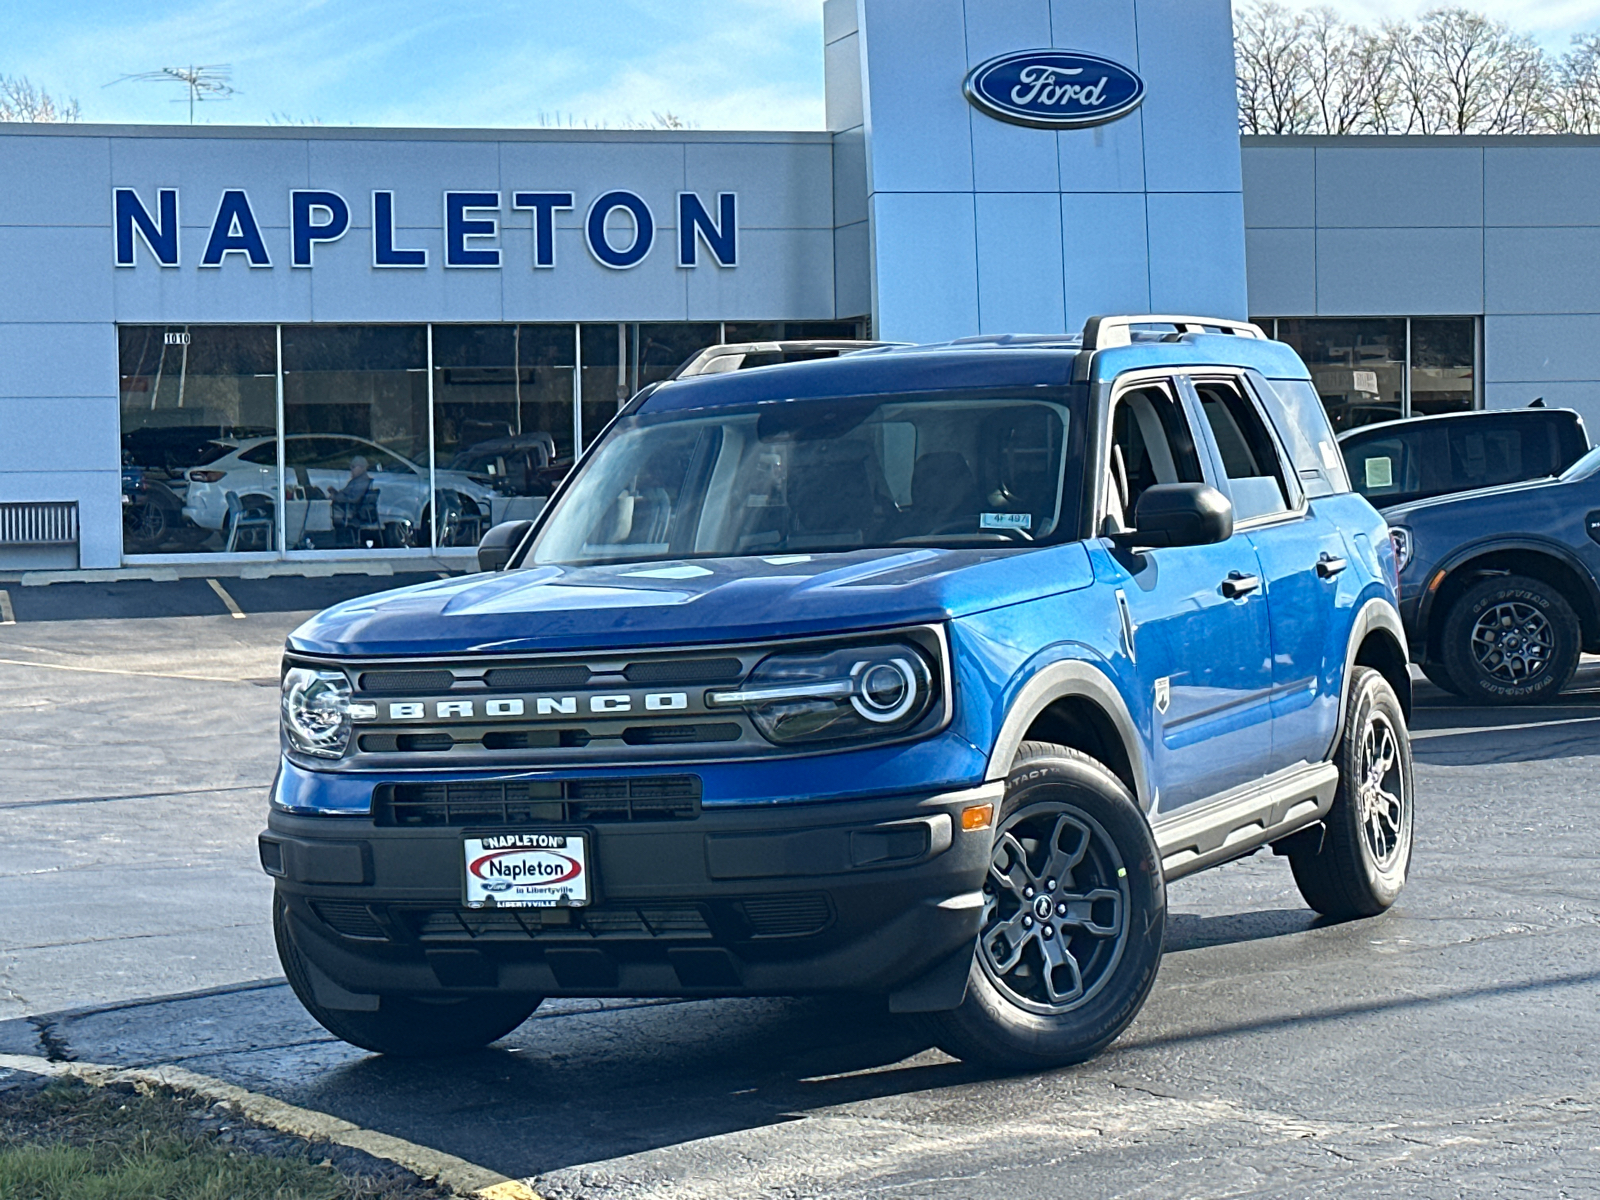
981;512;1032;530
1365;457;1394;489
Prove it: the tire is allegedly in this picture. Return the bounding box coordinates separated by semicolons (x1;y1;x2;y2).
923;743;1165;1071
121;500;168;552
1438;574;1581;705
1418;662;1463;698
274;895;541;1057
1288;667;1415;920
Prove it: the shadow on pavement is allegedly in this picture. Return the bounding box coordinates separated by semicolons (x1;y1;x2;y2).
1;573;460;622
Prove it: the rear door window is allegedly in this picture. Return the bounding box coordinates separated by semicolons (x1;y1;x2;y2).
1191;378;1293;522
1343;415;1567;507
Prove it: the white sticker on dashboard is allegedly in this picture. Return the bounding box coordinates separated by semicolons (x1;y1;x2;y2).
980;512;1032;530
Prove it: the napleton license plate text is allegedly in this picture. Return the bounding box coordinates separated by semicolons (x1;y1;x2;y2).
463;832;589;909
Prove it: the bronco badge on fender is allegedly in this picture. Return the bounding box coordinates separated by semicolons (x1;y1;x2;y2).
963;48;1145;130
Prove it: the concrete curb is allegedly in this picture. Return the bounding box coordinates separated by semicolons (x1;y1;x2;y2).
0;1053;541;1200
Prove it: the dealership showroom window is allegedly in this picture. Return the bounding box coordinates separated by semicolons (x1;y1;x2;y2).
118;320;858;557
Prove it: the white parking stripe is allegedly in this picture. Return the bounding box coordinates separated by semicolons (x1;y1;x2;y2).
0;589;14;625
206;577;246;619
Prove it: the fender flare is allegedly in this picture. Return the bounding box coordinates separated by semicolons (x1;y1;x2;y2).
1414;535;1600;648
1332;595;1410;757
983;658;1152;811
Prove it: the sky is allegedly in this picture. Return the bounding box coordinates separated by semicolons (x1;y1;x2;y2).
5;1;1600;131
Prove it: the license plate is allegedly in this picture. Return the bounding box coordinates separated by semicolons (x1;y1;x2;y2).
463;832;589;909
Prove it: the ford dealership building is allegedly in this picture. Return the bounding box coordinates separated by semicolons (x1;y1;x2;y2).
0;0;1595;571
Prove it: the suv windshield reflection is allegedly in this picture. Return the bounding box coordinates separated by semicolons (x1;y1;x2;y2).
532;395;1073;565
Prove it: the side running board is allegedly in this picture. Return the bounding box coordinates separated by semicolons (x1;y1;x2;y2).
1151;762;1338;881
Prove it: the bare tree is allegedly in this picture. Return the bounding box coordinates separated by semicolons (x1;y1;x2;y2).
1299;7;1391;134
1409;9;1550;134
1235;1;1313;133
0;76;81;122
1237;4;1578;135
1554;34;1600;133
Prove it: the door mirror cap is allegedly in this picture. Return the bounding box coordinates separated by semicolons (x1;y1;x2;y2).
477;519;534;572
1115;483;1234;549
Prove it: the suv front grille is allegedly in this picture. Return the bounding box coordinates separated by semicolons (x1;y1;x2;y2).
374;776;702;827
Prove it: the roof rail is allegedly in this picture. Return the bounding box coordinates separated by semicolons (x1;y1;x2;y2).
1080;314;1267;351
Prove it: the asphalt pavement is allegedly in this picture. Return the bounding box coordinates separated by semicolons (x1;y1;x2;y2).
2;590;1598;1198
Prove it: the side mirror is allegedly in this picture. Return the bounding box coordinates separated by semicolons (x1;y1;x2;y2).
477;519;533;573
1115;483;1233;549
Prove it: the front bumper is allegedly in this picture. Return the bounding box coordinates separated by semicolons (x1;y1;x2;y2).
262;782;1001;1007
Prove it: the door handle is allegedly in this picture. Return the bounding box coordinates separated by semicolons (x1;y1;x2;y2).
1316;553;1348;579
1221;571;1260;599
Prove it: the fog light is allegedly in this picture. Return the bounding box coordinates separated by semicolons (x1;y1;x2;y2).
962;803;994;831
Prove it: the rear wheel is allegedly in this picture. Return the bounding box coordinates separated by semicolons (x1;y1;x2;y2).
923;743;1164;1070
1288;667;1414;919
1438;574;1580;704
275;895;541;1057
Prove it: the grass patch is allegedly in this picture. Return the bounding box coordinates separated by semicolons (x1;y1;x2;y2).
0;1076;444;1200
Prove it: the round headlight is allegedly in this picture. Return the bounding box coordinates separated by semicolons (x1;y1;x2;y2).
851;657;922;723
711;642;938;746
281;666;353;759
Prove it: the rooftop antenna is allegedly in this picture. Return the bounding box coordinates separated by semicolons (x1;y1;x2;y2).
109;65;235;124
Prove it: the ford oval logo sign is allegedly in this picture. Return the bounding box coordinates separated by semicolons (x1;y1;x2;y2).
963;49;1145;130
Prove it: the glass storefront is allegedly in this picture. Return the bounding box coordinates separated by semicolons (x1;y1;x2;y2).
1257;317;1478;433
117;325;278;555
117;320;860;558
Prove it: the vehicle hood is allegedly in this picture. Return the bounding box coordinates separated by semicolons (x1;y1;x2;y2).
1381;474;1562;523
287;544;1094;657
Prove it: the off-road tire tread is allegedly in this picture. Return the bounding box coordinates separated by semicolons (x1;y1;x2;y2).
1438;574;1580;705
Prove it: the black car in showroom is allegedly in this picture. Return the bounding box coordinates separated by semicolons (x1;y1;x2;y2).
1389;444;1600;703
1340;406;1588;513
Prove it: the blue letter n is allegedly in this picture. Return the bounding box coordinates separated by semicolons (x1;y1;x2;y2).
115;188;179;267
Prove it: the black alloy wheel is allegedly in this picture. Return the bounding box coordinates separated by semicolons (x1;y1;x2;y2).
1287;667;1414;919
978;804;1129;1015
924;742;1165;1070
1439;574;1581;704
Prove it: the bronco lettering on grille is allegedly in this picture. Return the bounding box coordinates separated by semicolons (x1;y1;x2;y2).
369;692;691;722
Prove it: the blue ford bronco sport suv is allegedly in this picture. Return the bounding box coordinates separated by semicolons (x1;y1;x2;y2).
262;315;1416;1069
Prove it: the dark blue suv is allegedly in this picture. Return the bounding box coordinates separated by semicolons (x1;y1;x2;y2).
262;315;1416;1070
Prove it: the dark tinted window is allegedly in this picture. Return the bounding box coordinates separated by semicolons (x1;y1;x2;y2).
1342;415;1569;507
1193;379;1291;521
1105;384;1203;528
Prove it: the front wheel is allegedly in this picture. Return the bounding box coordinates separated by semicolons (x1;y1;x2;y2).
1287;667;1414;919
275;895;541;1057
923;743;1165;1071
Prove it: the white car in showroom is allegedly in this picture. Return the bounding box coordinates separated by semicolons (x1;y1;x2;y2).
182;434;497;549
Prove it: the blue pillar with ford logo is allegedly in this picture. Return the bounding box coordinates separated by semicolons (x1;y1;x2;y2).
825;0;1248;344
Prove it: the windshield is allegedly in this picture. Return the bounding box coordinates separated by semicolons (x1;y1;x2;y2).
531;395;1075;565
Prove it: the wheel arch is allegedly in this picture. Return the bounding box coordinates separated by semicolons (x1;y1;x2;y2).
1419;539;1600;660
1333;597;1411;758
984;660;1150;811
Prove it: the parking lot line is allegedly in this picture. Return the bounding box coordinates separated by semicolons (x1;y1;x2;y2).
206;577;247;619
0;589;14;625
